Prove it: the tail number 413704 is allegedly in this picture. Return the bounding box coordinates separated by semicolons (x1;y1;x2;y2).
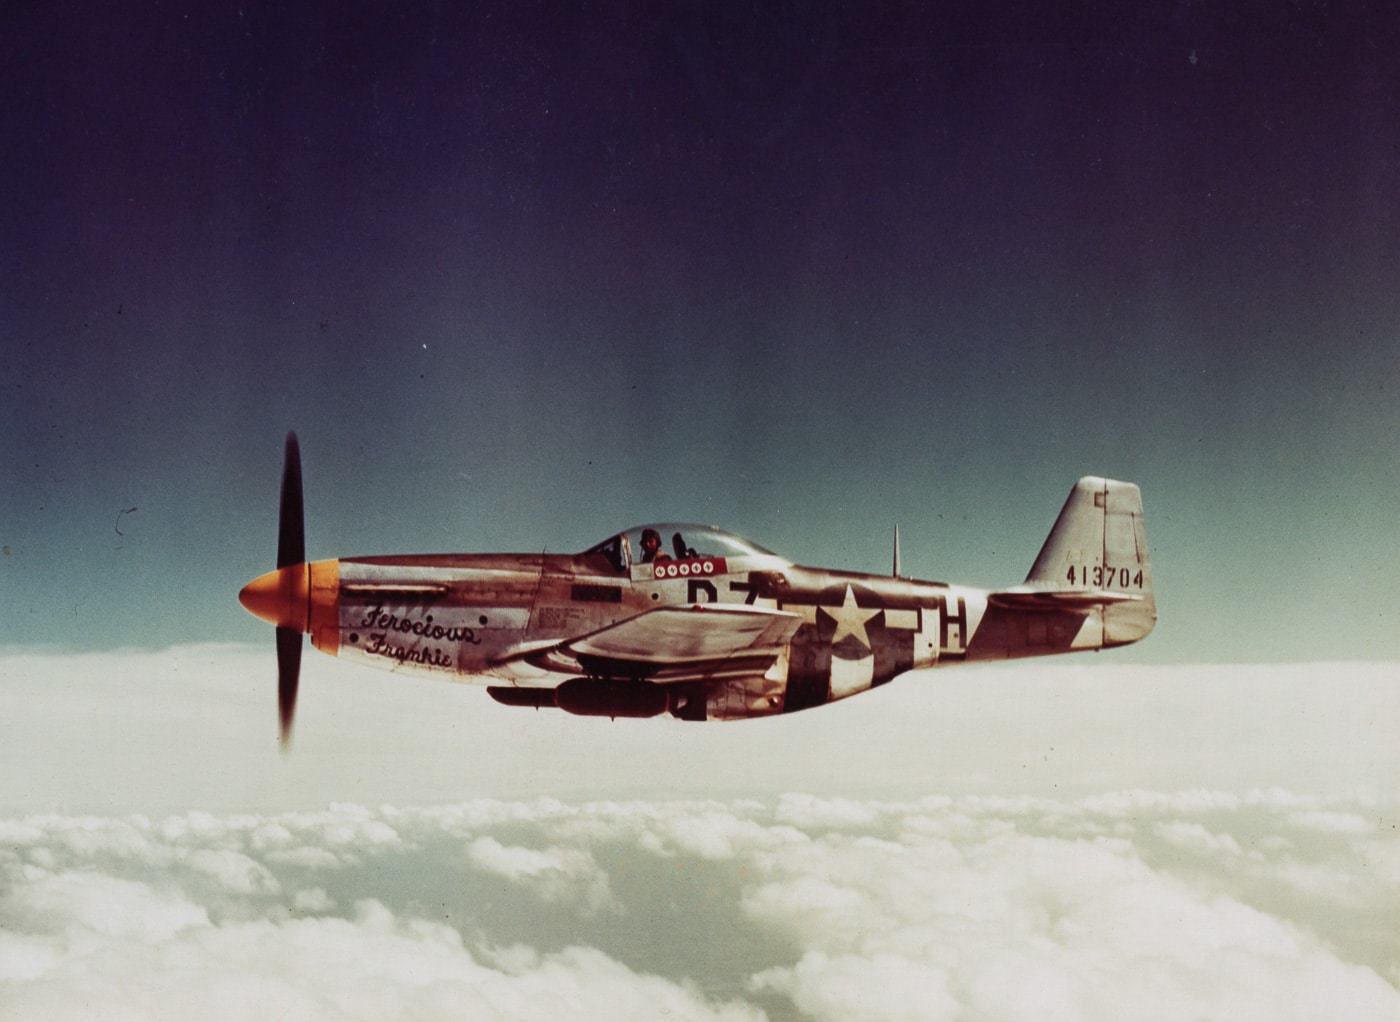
1068;565;1144;588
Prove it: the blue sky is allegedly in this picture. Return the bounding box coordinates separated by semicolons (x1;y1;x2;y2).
3;4;1397;662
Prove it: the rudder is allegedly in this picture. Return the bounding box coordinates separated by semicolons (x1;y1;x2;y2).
1026;476;1156;646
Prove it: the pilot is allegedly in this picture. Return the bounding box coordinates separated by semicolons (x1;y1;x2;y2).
640;528;671;564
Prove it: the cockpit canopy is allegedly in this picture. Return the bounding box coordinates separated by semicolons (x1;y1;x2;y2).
581;523;782;574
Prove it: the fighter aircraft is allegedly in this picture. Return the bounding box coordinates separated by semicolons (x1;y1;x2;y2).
240;433;1155;742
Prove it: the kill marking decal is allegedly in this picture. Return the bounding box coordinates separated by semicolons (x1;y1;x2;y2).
652;556;727;580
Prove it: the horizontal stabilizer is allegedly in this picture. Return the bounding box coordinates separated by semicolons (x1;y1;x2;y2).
989;585;1143;609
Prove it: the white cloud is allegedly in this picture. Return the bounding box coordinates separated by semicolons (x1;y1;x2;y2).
466;946;765;1022
4;649;1399;815
737;816;1400;1022
184;849;281;896
1155;820;1245;857
3;792;1395;1021
292;887;337;914
645;806;808;861
465;837;617;915
1082;789;1244;816
266;846;347;871
773;793;883;830
1287;810;1375;835
752;951;959;1022
0;870;761;1022
4;870;210;943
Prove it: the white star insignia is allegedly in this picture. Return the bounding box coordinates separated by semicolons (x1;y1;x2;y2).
823;585;880;650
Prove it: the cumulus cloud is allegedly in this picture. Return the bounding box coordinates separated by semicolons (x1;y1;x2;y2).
1287;810;1375;835
0;865;758;1022
465;836;617;915
741;823;1390;1022
1155;820;1245;857
1;792;1396;1020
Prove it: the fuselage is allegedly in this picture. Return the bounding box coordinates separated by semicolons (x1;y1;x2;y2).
242;520;1112;721
243;436;1159;733
241;454;1155;730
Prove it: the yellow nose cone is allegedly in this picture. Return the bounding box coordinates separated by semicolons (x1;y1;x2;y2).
239;565;310;631
239;560;341;653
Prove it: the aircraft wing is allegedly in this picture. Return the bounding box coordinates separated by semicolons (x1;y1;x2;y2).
503;604;804;683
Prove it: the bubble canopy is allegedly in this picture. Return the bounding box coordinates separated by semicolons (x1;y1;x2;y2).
581;523;783;573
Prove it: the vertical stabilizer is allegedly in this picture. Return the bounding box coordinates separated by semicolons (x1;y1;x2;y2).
1026;476;1156;645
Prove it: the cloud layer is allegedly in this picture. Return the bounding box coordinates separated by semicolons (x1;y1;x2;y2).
3;791;1396;1021
3;649;1396;1015
3;648;1397;816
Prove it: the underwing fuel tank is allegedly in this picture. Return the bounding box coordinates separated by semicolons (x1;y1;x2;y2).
556;677;669;717
488;679;670;718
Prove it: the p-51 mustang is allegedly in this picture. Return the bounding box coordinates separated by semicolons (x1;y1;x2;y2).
240;434;1155;742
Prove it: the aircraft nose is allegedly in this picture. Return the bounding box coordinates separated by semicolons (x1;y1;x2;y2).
239;565;309;631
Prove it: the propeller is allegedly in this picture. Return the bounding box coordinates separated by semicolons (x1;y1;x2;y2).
277;431;304;570
238;431;322;748
275;432;304;746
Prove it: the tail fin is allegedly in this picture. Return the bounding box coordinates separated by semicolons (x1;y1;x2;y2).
1020;476;1155;646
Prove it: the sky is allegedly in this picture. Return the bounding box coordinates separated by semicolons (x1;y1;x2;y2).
1;3;1396;661
2;5;1398;1018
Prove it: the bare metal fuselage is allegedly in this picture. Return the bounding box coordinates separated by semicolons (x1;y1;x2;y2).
241;478;1155;723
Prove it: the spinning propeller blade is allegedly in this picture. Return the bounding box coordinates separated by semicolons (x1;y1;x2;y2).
276;624;302;744
277;432;304;745
239;432;339;748
277;432;304;570
252;431;304;747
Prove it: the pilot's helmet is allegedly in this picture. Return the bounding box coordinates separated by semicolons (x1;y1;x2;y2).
641;528;661;549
